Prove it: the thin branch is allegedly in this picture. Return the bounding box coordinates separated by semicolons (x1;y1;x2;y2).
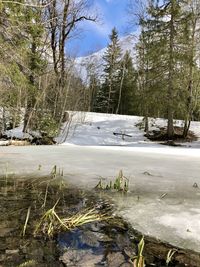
1;0;54;8
64;15;97;39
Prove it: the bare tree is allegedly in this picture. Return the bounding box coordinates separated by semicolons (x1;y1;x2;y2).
46;0;97;120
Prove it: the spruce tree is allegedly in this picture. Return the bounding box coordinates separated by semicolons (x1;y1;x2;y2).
140;0;190;138
116;51;137;115
181;1;200;137
102;27;122;113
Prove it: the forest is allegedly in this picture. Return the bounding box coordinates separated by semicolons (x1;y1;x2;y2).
0;0;200;140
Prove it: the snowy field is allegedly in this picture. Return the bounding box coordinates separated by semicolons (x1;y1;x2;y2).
2;111;200;148
57;112;200;148
57;112;147;146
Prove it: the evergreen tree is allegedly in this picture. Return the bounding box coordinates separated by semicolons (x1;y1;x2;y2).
23;5;47;133
102;27;122;113
0;2;30;130
181;1;200;137
140;0;191;137
116;51;137;115
86;65;101;112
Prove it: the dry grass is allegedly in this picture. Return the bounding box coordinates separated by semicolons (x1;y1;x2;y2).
34;199;109;237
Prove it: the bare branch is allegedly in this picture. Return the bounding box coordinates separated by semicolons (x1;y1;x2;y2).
1;0;54;8
64;15;97;39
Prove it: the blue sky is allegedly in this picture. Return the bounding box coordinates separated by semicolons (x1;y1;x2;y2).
67;0;135;57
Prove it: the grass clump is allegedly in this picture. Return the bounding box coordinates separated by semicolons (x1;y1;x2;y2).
17;260;37;267
34;199;109;237
95;170;129;192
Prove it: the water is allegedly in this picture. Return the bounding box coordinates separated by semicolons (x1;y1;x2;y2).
0;175;199;267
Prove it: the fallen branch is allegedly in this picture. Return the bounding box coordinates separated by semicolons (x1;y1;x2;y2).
113;132;132;140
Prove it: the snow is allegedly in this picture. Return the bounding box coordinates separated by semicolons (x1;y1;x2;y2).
3;111;200;150
5;126;30;140
58;111;200;150
57;112;146;146
0;140;9;146
4;126;40;139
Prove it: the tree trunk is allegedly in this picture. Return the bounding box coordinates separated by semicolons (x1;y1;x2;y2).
183;81;193;138
107;77;112;113
116;62;125;114
23;41;37;133
183;17;196;138
167;0;175;139
144;110;149;134
2;107;6;132
58;72;72;128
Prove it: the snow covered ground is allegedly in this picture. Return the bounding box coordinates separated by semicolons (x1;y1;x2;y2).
2;111;200;148
57;112;147;146
57;112;200;148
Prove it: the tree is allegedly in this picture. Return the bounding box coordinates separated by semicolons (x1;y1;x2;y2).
0;1;31;131
116;51;137;115
46;0;97;123
138;0;192;138
102;27;122;113
23;4;47;132
182;0;200;137
0;0;98;138
85;62;100;112
128;0;158;132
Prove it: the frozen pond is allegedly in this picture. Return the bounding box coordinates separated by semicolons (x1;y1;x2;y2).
1;144;200;254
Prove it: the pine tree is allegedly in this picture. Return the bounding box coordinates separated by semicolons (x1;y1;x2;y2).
23;6;47;133
102;27;122;113
0;2;30;130
140;0;191;138
116;51;137;115
181;1;200;137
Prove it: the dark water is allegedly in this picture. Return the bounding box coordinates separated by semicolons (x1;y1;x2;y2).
0;175;199;267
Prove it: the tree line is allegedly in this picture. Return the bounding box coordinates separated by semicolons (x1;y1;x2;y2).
88;0;200;139
0;0;96;138
1;0;200;140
